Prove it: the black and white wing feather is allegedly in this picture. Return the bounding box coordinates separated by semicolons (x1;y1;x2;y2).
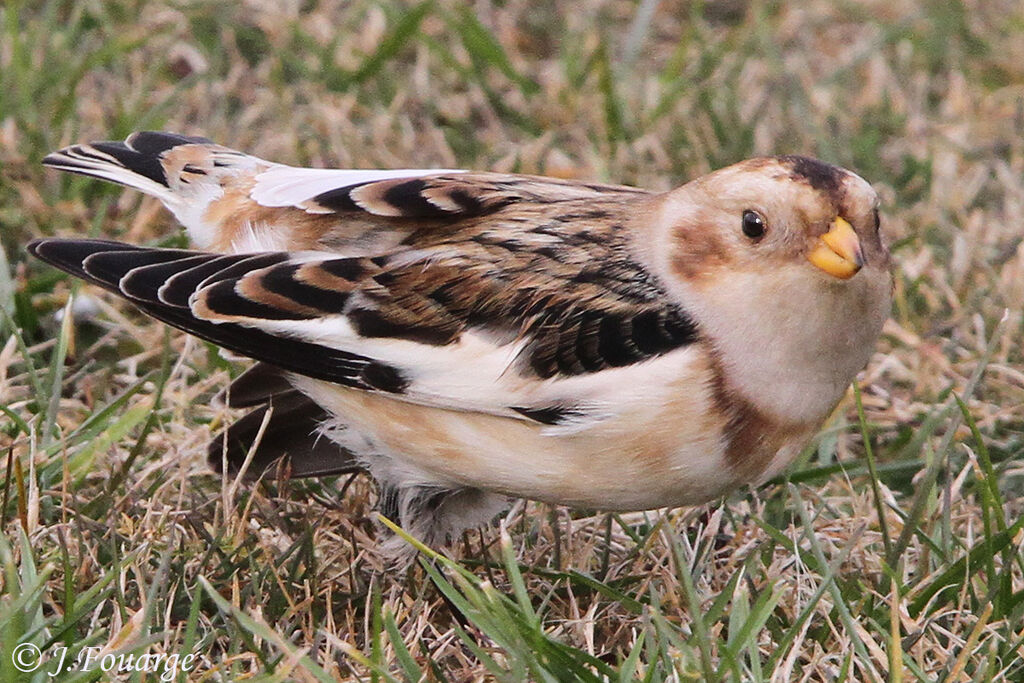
29;233;700;425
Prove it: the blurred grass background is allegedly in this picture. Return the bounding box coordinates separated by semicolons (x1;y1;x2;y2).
2;0;1023;680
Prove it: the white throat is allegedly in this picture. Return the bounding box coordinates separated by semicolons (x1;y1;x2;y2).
684;266;888;425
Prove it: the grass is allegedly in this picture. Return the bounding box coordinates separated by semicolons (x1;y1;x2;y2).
2;0;1024;679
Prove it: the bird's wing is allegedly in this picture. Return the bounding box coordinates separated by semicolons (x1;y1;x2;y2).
42;132;651;253
29;209;699;426
227;167;657;256
249;165;651;219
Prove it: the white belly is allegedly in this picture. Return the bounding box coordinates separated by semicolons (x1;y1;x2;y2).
290;355;739;511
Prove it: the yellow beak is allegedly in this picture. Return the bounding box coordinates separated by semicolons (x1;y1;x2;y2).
807;216;863;280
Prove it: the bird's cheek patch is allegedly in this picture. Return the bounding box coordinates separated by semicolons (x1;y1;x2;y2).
670;224;730;281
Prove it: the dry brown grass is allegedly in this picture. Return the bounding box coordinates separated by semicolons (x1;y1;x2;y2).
2;0;1023;680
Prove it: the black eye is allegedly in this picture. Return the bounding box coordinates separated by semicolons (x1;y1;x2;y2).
741;210;765;239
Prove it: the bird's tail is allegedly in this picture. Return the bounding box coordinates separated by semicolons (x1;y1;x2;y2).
42;131;257;204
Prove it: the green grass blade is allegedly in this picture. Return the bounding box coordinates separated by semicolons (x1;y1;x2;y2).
907;516;1024;618
383;608;424;681
854;382;893;560
450;6;539;94
889;312;1008;567
349;2;434;88
198;576;351;683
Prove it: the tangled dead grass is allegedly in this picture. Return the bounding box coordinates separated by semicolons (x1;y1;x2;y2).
2;0;1023;680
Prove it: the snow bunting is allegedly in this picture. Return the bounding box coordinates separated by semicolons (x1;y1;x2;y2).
30;132;892;548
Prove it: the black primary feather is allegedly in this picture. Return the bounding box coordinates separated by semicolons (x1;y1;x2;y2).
27;239;409;393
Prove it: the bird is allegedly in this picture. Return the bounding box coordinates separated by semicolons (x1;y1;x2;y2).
29;131;892;553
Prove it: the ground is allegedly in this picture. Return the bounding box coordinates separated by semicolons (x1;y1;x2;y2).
1;0;1023;680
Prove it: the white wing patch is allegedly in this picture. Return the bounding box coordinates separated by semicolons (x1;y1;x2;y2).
222;315;535;415
250;165;466;209
186;300;704;431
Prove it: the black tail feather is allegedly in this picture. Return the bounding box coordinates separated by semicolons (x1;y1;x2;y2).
41;131;214;189
216;362;300;408
208;391;361;480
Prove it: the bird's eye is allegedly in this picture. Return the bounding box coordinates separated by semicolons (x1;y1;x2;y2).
741;210;765;240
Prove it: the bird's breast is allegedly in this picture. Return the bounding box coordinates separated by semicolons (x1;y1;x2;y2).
290;345;808;510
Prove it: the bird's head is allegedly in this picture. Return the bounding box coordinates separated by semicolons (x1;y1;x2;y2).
643;155;893;425
655;155;889;287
